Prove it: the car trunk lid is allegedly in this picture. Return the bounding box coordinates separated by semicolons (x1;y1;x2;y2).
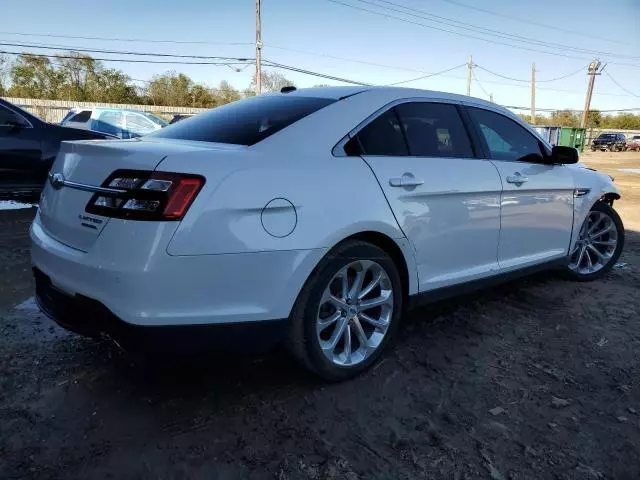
38;139;226;252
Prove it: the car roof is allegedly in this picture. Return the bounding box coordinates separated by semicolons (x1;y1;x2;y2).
280;85;503;109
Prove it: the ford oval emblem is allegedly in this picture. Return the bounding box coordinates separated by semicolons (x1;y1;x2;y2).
49;172;65;190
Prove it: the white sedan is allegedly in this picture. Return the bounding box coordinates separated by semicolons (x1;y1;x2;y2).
31;87;624;380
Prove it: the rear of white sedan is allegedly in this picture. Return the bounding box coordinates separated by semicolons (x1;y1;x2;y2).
31;87;415;377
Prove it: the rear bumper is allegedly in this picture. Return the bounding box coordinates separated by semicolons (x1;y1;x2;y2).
34;268;287;352
30;213;328;327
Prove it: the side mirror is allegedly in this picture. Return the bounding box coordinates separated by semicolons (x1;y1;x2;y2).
550;145;579;164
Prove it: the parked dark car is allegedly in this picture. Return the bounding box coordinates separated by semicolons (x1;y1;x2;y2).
591;132;627;152
169;114;195;124
0;98;114;199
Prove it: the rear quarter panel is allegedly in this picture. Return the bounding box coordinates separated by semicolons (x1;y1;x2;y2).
160;151;408;255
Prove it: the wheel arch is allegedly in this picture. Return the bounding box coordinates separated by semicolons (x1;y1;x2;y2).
343;231;414;301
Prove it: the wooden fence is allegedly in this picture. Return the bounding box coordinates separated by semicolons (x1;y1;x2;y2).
2;97;209;123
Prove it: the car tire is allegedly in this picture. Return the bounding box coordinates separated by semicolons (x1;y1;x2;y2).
287;240;403;381
563;201;625;282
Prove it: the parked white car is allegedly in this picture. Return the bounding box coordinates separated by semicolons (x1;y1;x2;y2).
60;107;167;139
32;87;624;380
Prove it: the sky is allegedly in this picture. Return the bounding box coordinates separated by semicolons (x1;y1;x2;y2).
2;0;639;113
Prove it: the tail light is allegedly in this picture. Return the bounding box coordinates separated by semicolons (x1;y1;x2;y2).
85;170;205;221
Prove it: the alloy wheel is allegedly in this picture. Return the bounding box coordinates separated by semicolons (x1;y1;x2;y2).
569;210;618;275
316;260;394;366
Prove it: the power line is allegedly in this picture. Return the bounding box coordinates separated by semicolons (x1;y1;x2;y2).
603;70;640;98
475;64;587;83
0;50;252;66
361;0;640;60
262;58;370;85
386;63;466;85
505;105;640;113
471;70;491;98
321;0;640;68
0;42;252;61
435;0;631;46
0;30;253;46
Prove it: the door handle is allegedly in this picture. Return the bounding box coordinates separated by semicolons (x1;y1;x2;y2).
506;172;529;185
389;175;424;188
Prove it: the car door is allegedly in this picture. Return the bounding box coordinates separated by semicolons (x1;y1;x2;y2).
0;104;43;191
465;106;574;271
351;101;503;291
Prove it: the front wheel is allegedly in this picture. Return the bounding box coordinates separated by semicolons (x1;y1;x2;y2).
564;202;625;281
287;240;403;381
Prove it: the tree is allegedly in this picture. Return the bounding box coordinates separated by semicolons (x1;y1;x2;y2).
94;68;140;104
0;54;10;95
190;84;215;108
8;54;63;99
217;80;241;104
250;70;295;93
586;110;603;128
548;109;579;127
146;71;193;106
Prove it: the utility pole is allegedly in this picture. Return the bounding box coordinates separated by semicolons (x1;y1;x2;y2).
255;0;262;96
531;62;536;124
580;59;602;128
489;93;494;103
466;55;473;96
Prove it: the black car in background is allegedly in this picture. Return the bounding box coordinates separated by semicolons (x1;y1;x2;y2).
591;132;627;152
0;98;114;200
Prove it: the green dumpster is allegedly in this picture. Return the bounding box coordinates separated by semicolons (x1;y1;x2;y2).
558;127;586;152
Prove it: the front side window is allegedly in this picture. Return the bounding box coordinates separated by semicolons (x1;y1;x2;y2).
68;110;92;123
468;107;544;162
395;102;473;158
151;95;336;146
0;106;29;127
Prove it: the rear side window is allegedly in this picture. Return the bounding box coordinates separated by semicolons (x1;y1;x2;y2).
68;110;91;123
125;112;156;137
395;102;473;158
94;111;124;137
349;109;408;156
468;107;544;161
150;95;336;145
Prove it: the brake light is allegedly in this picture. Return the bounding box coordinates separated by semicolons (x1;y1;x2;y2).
85;170;205;221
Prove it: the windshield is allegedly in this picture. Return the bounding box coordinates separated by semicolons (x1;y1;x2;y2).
149;95;336;145
597;134;616;139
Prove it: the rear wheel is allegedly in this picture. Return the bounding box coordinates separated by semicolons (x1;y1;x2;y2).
564;201;624;281
287;241;403;381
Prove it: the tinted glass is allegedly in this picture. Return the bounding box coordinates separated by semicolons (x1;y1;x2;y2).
353;108;408;156
468;107;543;161
395;102;473;158
0;106;28;127
69;110;91;123
150;95;335;146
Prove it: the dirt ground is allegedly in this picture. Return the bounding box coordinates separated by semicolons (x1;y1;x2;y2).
1;151;639;479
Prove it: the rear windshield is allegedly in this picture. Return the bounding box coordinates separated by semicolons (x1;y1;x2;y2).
149;95;336;145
